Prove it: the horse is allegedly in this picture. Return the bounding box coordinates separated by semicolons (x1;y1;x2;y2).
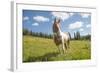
52;18;70;54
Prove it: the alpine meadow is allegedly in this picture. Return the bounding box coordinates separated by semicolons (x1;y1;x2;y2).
23;10;91;62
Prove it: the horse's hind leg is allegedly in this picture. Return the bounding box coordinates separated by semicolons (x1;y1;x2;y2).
57;45;63;54
64;40;70;52
64;43;68;54
64;43;67;50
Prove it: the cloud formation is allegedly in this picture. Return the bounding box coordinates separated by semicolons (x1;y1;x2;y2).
23;16;29;21
32;23;39;26
51;12;74;21
79;28;84;31
69;13;74;16
80;13;90;18
86;24;91;28
33;16;49;22
69;21;83;29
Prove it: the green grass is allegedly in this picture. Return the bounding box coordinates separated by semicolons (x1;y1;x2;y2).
23;35;91;62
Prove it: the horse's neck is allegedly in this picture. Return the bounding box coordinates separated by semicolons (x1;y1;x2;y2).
56;27;62;36
58;28;62;34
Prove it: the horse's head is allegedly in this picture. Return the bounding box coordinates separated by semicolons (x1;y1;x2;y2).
54;18;61;25
53;18;61;33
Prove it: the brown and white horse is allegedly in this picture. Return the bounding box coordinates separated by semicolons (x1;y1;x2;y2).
53;18;70;54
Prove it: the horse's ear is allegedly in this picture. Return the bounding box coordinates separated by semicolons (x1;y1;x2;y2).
58;19;61;23
54;18;56;22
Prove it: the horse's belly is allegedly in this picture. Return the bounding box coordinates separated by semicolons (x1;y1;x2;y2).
61;32;69;41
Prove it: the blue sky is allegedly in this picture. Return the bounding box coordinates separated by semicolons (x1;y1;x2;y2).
23;10;91;37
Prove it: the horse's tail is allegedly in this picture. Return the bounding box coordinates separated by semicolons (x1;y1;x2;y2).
67;32;71;48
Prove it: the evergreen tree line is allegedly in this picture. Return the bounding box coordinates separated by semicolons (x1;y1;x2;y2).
23;28;53;39
73;31;91;40
23;29;91;40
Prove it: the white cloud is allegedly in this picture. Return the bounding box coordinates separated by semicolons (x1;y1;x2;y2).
32;23;39;26
86;24;91;28
69;13;74;16
33;16;49;22
79;28;84;31
80;13;90;18
23;16;29;21
51;12;71;21
69;21;83;29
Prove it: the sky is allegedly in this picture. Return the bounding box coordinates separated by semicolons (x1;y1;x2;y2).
23;10;91;37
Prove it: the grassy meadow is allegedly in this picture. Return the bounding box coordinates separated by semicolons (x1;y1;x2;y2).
23;35;91;62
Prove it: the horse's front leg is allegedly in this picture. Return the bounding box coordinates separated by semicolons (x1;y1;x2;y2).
61;37;66;54
56;45;64;56
57;45;61;54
